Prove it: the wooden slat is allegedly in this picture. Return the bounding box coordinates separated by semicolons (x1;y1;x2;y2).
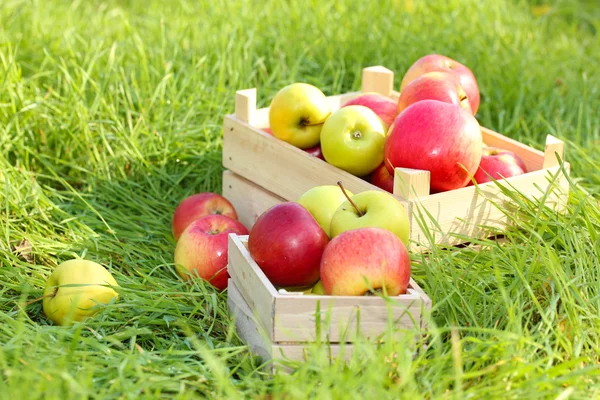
543;134;565;169
222;115;405;206
361;66;394;96
222;170;284;229
393;168;431;200
408;165;570;248
227;234;277;339
235;88;257;125
481;127;545;172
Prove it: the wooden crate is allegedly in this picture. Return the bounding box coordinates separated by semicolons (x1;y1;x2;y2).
226;234;432;366
222;66;570;250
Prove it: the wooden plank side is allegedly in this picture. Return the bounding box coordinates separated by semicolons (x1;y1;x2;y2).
222;170;285;229
227;234;277;339
409;165;569;248
222;115;403;206
481;127;545;172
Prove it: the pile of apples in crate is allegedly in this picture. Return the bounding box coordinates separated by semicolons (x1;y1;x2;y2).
266;54;527;192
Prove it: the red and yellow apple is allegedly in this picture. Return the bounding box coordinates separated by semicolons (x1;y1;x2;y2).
172;193;239;241
269;83;331;149
400;54;480;114
304;144;325;160
320;105;387;177
397;71;471;115
342;93;398;130
320;227;411;296
248;202;329;287
385;100;482;193
174;214;248;291
469;147;527;185
370;163;394;193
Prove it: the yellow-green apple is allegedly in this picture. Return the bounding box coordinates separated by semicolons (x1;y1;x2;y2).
248;202;329;287
174;214;248;291
397;71;471;115
304;144;325;160
43;259;119;326
401;54;480;114
320;227;411;296
330;186;410;247
385;100;482;192
341;93;398;130
297;185;353;237
369;163;394;193
269;83;331;149
311;280;326;295
469;147;527;185
172;193;240;241
320;105;387;177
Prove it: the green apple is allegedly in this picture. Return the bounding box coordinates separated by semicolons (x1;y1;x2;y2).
311;280;327;295
43;259;119;326
269;83;331;149
297;185;353;237
330;190;410;247
320;105;386;177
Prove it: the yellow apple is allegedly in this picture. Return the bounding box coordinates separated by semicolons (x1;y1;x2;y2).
297;185;353;237
268;83;331;149
43;259;119;326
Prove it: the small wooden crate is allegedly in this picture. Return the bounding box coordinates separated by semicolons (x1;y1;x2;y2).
222;66;570;250
226;234;432;366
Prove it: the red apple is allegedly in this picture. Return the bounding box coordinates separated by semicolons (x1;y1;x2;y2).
385;100;482;192
400;54;480;114
304;144;325;160
172;193;239;241
174;215;249;290
248;202;329;287
342;93;399;130
469;147;527;185
370;163;394;193
320;227;410;296
263;127;273;135
397;71;471;115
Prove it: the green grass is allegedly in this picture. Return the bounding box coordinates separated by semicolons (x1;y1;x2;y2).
1;0;599;398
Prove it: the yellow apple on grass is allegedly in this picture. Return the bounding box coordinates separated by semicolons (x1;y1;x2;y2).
269;83;331;149
297;185;353;237
320;105;386;177
43;259;119;326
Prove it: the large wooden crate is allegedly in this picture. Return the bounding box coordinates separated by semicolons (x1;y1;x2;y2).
226;234;432;367
222;66;570;250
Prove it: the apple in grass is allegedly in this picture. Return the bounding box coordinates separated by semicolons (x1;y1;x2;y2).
469;147;527;185
341;93;398;130
385;100;483;193
174;214;248;291
43;260;119;326
320;227;411;296
172;193;240;241
370;163;394;193
330;183;410;247
397;71;471;114
248;202;329;287
321;105;387;177
401;54;480;114
269;83;331;149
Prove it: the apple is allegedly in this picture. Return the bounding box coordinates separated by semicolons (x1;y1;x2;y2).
263;127;273;135
330;186;410;247
320;105;387;177
370;162;394;193
248;202;329;287
269;83;331;149
397;71;471;115
385;100;482;192
304;144;325;160
174;214;249;291
341;93;398;130
297;185;353;237
469;146;527;185
320;227;411;296
43;259;119;326
311;280;326;295
400;54;480;114
172;193;239;241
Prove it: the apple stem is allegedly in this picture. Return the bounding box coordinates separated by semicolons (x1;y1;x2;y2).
337;181;364;217
24;290;58;306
